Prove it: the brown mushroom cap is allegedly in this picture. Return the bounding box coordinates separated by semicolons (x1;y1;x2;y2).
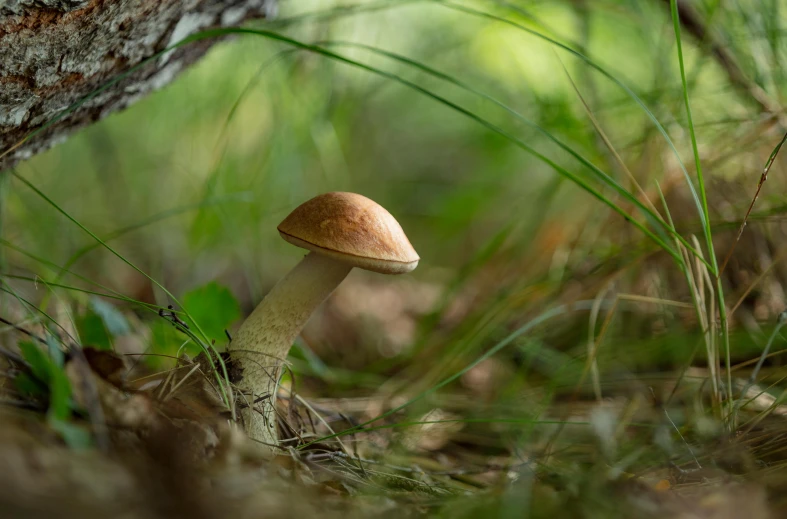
277;192;419;274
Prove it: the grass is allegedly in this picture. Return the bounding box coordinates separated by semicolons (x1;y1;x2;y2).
3;0;787;517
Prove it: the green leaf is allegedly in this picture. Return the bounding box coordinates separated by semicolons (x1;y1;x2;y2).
149;319;184;364
77;311;112;350
46;335;64;367
14;372;47;398
47;362;72;421
181;282;240;346
18;341;52;382
49;418;93;449
17;341;73;421
89;296;131;336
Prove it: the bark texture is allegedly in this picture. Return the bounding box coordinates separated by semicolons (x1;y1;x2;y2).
0;0;276;170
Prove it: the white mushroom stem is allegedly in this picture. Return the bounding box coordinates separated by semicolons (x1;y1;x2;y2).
230;251;351;453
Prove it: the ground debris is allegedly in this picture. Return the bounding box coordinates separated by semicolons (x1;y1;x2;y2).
620;478;771;519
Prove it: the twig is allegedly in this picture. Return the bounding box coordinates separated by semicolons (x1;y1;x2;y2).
0;344;27;367
718;130;787;277
0;316;48;345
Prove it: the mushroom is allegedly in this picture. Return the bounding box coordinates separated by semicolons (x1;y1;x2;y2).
229;192;419;453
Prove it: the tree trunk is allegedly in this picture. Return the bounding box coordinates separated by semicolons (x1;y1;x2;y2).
0;0;276;171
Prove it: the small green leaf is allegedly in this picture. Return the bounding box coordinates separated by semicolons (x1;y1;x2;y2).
149;319;184;364
17;341;73;420
89;297;130;336
14;372;47;397
47;362;72;421
46;335;64;367
49;418;93;449
18;341;51;382
181;282;240;345
77;311;112;350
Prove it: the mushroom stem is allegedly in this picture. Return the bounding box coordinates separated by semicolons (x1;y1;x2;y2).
230;252;351;452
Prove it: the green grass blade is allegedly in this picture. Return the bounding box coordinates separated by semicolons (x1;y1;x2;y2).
263;0;421;30
670;0;732;417
2;274;165;313
434;0;708;231
669;0;715;269
320;40;714;267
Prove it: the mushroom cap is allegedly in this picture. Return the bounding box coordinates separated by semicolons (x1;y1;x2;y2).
277;192;419;274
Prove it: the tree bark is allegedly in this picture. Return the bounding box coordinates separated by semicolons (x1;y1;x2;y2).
0;0;276;170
